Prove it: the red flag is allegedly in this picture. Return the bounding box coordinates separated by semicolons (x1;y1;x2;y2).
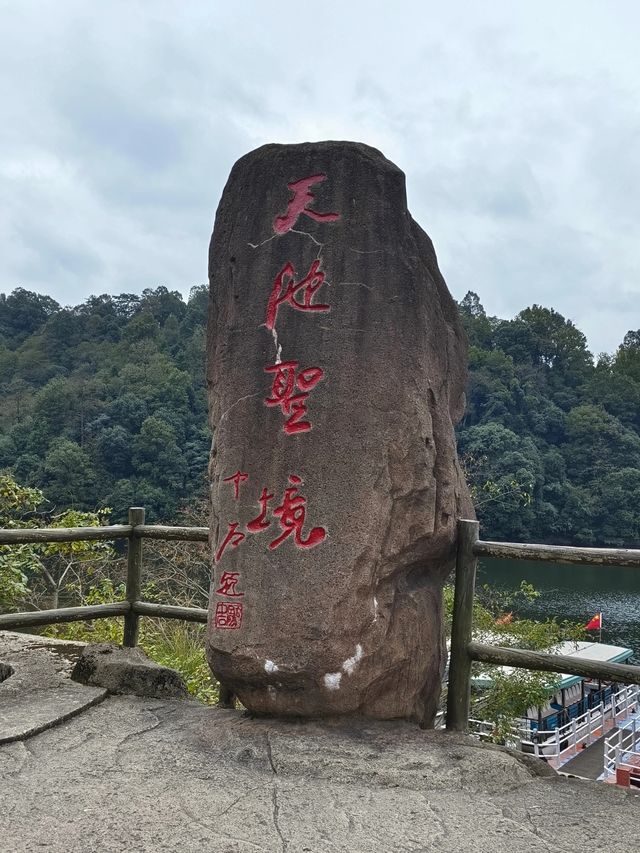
585;612;602;631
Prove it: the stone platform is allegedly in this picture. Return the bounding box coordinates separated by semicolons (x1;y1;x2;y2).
1;632;639;852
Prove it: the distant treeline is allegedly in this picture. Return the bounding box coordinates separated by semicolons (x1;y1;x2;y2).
0;286;639;546
0;286;209;521
457;292;640;547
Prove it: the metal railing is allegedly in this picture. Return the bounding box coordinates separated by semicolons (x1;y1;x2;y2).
604;717;640;778
446;519;640;731
0;507;209;644
530;684;638;760
466;685;639;759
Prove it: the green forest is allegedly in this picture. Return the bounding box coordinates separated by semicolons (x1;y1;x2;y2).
1;285;639;548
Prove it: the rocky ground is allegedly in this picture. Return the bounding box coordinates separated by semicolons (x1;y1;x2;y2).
1;631;638;853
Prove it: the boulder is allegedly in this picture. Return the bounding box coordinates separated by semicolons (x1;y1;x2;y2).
206;141;473;722
71;643;188;700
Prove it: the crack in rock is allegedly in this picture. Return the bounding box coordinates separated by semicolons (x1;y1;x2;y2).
218;393;261;428
265;731;278;775
271;783;288;853
115;711;162;750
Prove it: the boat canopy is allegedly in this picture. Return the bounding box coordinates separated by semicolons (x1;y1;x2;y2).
471;640;634;690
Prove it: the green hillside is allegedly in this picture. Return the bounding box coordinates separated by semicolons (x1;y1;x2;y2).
1;286;639;547
0;286;209;522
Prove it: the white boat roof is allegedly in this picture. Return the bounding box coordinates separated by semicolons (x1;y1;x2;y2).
470;639;634;690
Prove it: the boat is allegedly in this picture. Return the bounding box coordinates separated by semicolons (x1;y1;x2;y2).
468;639;639;767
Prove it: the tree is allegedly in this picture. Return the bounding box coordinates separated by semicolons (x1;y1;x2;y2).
139;286;187;326
94;426;132;479
180;285;208;335
593;468;640;547
444;580;585;740
614;329;640;384
121;310;160;344
0;474;114;610
516;305;593;382
42;439;96;508
132;416;185;491
0;474;42;609
457;291;494;349
585;362;640;431
458;423;539;540
30;376;76;450
563;404;640;484
0;288;60;346
31;507;114;609
463;347;522;431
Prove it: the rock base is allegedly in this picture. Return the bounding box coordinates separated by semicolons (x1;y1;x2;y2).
2;696;639;852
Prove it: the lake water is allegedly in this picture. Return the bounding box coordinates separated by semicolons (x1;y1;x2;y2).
479;558;640;661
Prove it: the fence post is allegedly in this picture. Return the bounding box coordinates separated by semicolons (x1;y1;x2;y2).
123;507;145;647
446;518;480;732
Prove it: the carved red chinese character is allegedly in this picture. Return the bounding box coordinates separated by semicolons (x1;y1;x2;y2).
246;487;274;532
269;475;326;551
273;174;340;235
214;601;243;629
223;470;249;499
215;571;245;598
264;259;330;331
264;360;324;434
215;522;245;563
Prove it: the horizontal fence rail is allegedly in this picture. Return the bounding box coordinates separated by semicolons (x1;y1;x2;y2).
132;601;208;623
468;642;640;687
474;539;640;568
0;507;210;643
447;519;640;733
4;509;640;733
0;525;133;544
134;525;208;542
0;524;210;546
0;602;131;630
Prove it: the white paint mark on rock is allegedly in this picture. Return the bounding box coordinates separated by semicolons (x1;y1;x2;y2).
264;659;279;673
323;672;342;690
373;597;379;621
342;644;364;675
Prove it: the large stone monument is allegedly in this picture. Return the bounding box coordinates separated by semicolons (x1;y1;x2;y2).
206;142;473;723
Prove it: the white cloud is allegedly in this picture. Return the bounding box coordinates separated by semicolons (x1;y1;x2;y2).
0;0;639;350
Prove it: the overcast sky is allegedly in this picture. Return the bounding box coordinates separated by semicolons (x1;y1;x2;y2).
1;1;639;355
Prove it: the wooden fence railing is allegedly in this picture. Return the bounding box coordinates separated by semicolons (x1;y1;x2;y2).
0;507;209;644
3;510;640;731
446;519;640;731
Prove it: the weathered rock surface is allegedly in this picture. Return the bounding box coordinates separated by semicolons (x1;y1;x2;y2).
207;141;473;721
0;630;106;743
71;642;189;699
1;696;639;853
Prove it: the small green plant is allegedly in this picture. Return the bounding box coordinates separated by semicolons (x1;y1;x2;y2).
443;579;585;739
44;578;125;644
140;620;219;704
